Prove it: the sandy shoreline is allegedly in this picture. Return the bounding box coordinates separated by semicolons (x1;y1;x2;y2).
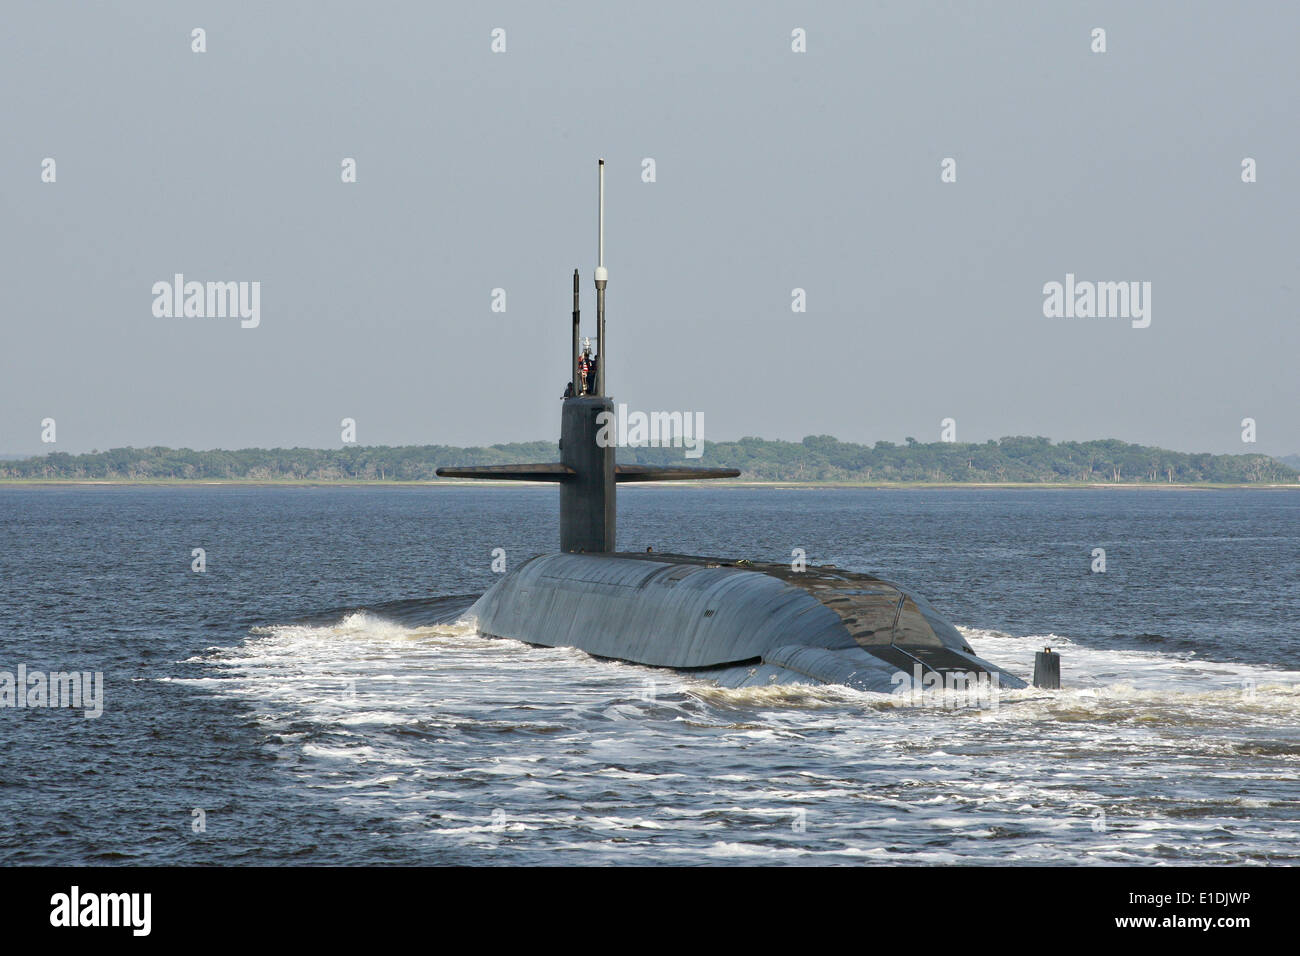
2;479;1296;491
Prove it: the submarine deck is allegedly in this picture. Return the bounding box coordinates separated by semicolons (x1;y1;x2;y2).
599;551;888;585
467;549;1026;690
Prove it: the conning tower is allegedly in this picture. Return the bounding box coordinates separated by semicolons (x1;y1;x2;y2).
436;159;739;550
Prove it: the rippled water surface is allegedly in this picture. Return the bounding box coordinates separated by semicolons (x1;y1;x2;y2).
1;486;1297;864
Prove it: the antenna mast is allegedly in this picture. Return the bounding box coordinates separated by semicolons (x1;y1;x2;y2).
571;269;580;394
594;159;607;397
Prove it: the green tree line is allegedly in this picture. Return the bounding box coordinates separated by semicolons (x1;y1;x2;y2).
3;436;1295;483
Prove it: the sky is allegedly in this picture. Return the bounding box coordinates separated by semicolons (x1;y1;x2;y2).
2;1;1296;458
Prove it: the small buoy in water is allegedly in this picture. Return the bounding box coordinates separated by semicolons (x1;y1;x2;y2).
1033;647;1061;689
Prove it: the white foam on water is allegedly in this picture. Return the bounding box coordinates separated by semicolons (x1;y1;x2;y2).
174;610;1300;865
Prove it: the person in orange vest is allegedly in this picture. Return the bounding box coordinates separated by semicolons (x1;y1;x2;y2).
578;337;595;394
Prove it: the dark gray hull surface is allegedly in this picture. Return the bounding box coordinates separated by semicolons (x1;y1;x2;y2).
469;553;1026;694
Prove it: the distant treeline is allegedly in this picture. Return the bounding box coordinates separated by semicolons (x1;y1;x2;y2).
3;436;1296;484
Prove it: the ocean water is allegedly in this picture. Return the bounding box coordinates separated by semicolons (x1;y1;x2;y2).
1;485;1297;865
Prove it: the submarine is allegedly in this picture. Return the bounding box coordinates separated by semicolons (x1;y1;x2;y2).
437;160;1026;695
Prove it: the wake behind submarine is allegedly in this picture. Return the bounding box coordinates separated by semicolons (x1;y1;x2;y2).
437;160;1026;695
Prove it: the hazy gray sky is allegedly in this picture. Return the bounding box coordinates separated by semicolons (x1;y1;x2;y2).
2;1;1296;457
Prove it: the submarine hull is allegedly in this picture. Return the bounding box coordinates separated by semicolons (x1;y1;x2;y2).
468;552;1026;694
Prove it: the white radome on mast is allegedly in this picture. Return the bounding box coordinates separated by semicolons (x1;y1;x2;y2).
594;159;607;396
